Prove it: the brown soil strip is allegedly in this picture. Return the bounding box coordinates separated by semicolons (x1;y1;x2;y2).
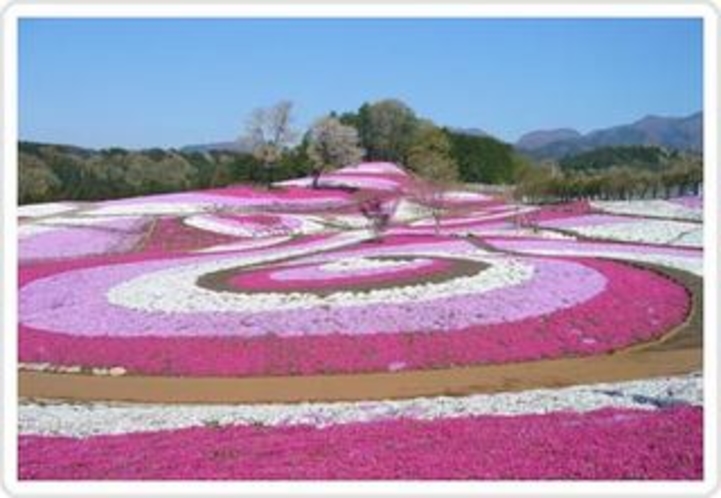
19;263;702;405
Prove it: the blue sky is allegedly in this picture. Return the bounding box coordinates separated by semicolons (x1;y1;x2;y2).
19;17;702;149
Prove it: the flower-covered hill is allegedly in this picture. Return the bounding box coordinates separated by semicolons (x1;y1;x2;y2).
17;162;704;481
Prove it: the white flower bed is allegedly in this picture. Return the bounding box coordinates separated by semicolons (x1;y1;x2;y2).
442;191;492;202
320;257;427;273
335;162;407;176
19;215;143;239
18;202;78;218
90;202;214;216
504;247;702;276
568;219;703;248
18;372;702;437
194;236;292;254
591;199;702;221
183;214;325;238
323;214;370;230
410;206;536;227
107;251;534;314
475;228;577;240
392;199;433;222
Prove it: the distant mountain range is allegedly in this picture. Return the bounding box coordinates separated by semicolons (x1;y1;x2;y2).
516;111;702;160
177;111;702;159
181;138;254;154
515;128;581;150
447;127;493;138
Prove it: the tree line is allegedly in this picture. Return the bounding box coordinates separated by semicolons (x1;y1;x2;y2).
18;142;312;204
515;149;703;203
19;98;526;204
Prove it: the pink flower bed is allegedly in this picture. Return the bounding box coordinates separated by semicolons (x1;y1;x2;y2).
19;248;689;376
207;185;353;206
228;257;449;291
140;217;241;253
671;196;703;210
20;238;607;338
18;406;702;480
218;213;288;226
20;217;150;262
522;200;592;224
88;187;353;217
279;162;415;192
333;162;409;177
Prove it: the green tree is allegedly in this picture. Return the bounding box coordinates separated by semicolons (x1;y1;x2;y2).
444;129;520;184
350;99;418;163
406;122;459;234
18;152;61;203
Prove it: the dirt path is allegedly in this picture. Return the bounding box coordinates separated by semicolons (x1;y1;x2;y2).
19;263;702;405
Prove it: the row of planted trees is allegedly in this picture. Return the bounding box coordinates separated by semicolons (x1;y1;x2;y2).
514;155;703;204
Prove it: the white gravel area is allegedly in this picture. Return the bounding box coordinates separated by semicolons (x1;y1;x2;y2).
18;372;701;438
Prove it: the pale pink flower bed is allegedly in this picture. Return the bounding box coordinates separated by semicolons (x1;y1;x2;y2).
521;200;592;224
19;406;702;480
671;196;703;210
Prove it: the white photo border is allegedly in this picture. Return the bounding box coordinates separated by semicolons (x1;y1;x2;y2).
1;3;718;497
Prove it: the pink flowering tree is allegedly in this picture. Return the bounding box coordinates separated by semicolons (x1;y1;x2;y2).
356;191;396;241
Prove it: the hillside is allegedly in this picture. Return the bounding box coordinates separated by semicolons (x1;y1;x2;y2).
517;112;702;160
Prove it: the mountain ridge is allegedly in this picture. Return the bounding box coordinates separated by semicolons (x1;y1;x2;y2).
516;111;702;160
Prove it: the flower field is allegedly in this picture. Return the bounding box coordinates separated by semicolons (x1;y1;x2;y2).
17;162;704;480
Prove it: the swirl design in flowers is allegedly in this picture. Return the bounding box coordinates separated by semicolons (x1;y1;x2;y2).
18;162;703;481
20;230;689;376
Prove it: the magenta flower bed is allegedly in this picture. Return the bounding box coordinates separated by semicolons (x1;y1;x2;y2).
140;217;241;253
18;406;702;480
19;252;689;376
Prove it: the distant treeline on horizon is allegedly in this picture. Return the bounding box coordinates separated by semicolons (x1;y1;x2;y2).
18;99;703;205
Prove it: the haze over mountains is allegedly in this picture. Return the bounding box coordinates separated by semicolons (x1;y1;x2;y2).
180;111;702;160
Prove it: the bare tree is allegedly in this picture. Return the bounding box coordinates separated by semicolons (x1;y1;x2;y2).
307;116;365;188
243;100;297;187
